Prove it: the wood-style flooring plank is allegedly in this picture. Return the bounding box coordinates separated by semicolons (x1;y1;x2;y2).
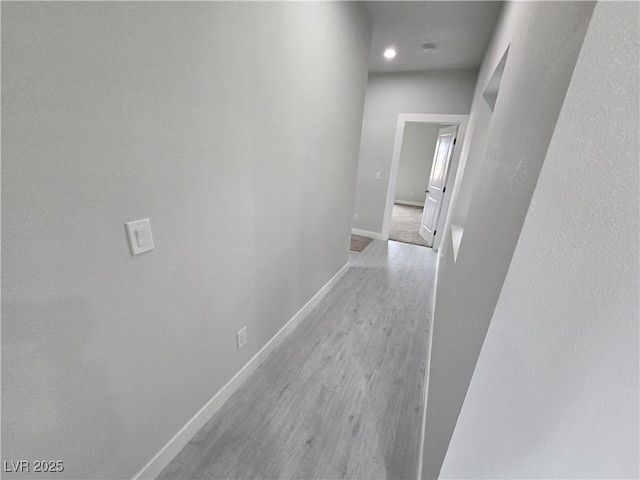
158;240;436;479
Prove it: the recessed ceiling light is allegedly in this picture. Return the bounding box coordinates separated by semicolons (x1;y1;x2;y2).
383;48;396;59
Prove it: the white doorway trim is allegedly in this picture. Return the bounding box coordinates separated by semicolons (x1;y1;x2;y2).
381;113;469;251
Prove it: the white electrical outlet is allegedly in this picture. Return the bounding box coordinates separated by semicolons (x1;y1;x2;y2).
375;172;382;180
237;327;247;350
353;213;359;221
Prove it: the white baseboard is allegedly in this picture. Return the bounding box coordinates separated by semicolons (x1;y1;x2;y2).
417;251;440;480
133;262;350;480
395;200;425;207
351;228;382;240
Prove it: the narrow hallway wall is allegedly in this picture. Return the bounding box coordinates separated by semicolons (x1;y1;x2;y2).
441;2;639;477
1;3;371;478
421;2;597;478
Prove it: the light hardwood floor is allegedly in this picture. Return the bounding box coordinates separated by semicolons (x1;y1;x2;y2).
158;240;436;479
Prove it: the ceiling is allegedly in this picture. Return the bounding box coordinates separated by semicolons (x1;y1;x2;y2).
362;1;504;73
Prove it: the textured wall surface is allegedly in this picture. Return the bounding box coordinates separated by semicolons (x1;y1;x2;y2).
441;2;639;477
422;2;597;478
395;123;442;204
1;3;370;478
352;70;476;234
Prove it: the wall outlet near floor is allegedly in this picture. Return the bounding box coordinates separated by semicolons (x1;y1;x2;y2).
353;213;359;221
237;327;247;350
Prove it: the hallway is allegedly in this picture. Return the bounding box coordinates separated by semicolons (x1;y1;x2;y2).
158;241;436;479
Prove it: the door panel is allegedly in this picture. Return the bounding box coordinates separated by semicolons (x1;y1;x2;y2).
420;125;458;246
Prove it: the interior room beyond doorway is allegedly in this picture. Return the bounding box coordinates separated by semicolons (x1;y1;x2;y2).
389;122;446;247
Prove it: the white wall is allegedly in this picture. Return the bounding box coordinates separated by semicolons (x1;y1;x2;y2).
441;2;639;477
0;3;370;478
449;97;492;227
395;123;442;205
421;2;597;478
352;70;476;234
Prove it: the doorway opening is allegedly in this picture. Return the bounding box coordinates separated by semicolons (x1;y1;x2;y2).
389;122;449;247
381;114;469;250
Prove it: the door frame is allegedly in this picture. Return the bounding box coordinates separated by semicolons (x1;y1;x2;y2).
381;113;469;251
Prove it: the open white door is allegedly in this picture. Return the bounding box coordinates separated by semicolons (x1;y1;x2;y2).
420;125;458;246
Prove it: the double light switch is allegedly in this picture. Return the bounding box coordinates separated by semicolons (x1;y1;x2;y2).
125;218;154;255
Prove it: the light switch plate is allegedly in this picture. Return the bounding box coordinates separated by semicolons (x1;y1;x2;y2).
126;218;154;255
237;327;247;350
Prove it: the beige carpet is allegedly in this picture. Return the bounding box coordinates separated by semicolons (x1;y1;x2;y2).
350;234;373;252
389;204;429;247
